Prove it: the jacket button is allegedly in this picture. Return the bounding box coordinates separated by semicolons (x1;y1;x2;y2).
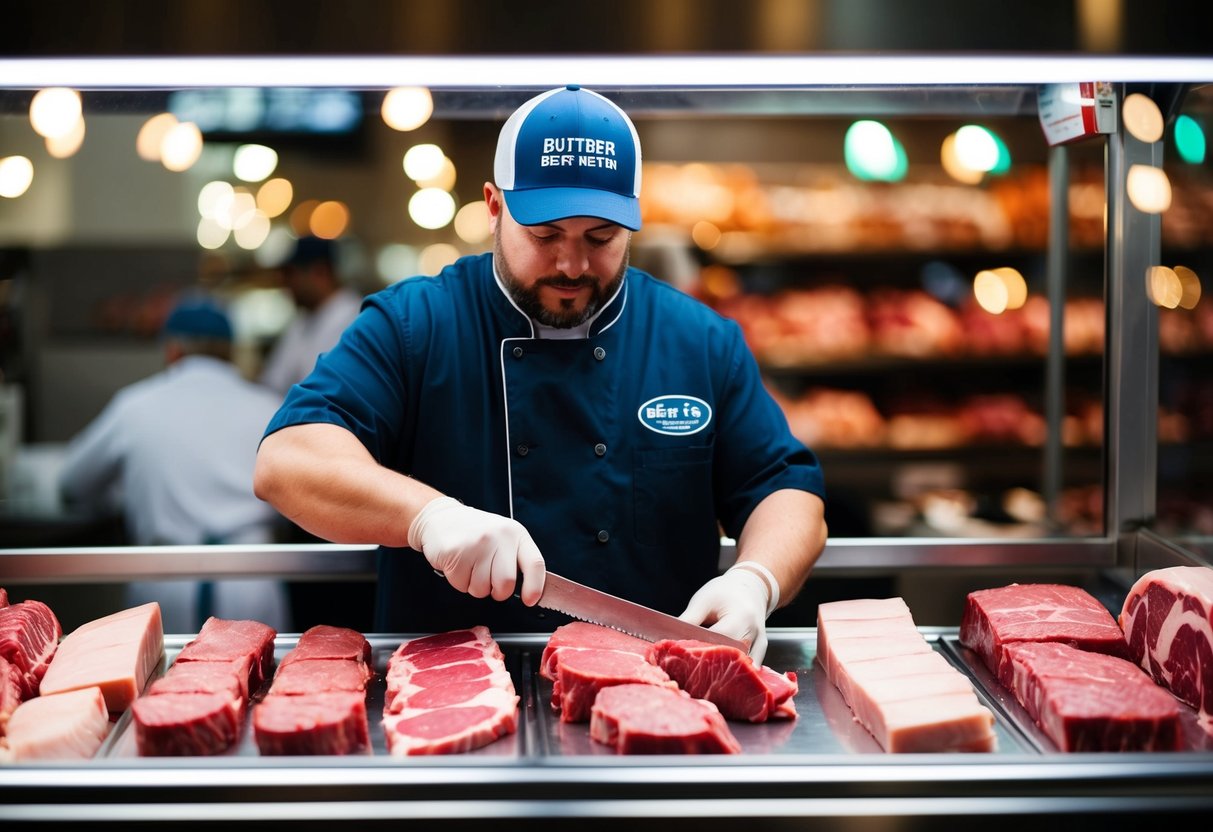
516;444;529;456
597;529;610;543
512;346;524;358
593;346;606;361
594;443;607;457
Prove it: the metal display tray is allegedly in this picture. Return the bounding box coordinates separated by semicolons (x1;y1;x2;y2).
80;628;1213;760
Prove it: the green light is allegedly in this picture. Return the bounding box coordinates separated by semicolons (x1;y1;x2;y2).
990;132;1012;174
1174;115;1206;164
844;120;907;182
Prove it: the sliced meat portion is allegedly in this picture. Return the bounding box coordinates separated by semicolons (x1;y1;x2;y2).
0;656;22;737
39;602;163;713
0;587;8;607
133;691;242;756
819;597;997;753
590;683;741;754
1119;565;1213;732
646;640;798;723
253;691;370;755
1003;641;1181;751
383;702;517;756
382;628;518;756
552;648;677;723
269;658;372;696
276;625;371;668
540;621;651;681
0;686;110;762
960;583;1130;686
174;617;276;693
0;599;63;699
147;658;251;708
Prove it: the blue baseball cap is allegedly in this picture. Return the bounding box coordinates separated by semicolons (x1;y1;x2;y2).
162;298;233;341
494;85;642;231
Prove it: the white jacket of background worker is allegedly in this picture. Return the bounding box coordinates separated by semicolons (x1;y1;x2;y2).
259;287;363;395
58;354;290;632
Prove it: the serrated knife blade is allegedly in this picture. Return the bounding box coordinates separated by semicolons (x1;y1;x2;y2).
536;571;750;652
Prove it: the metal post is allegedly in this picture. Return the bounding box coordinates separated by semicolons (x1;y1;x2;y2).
1104;85;1161;559
1044;144;1068;527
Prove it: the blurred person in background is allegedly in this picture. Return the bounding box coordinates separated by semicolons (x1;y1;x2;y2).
259;236;363;395
59;297;291;632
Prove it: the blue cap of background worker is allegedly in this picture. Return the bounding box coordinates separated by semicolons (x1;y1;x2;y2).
162;298;233;341
494;85;642;231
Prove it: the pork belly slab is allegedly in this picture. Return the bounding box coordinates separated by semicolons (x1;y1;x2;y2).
39;602;163;714
382;627;518;756
0;686;110;762
590;683;741;754
1003;641;1181;751
646;640;798;723
1119;566;1213;733
817;598;997;753
959;583;1130;686
253;625;372;756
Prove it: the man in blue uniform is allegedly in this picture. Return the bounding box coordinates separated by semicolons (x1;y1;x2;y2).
255;86;826;663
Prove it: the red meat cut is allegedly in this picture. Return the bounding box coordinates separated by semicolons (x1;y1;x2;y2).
1002;641;1181;751
0;656;22;737
0;588;7;607
132;691;241;756
539;621;651;681
590;683;741;754
1119;566;1213;733
551;648;678;723
253;690;370;755
382;627;518;756
646;639;798;723
960;583;1130;686
0;599;63;700
174;617;277;693
253;625;373;755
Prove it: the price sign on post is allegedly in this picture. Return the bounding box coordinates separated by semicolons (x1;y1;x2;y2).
1038;82;1118;146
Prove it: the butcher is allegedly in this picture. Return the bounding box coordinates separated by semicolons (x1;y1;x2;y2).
254;85;827;664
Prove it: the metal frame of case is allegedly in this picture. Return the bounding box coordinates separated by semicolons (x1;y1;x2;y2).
2;54;1213;827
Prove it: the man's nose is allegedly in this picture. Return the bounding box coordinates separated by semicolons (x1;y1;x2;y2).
553;240;590;278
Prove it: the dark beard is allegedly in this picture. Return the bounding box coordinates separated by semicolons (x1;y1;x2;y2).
495;232;629;328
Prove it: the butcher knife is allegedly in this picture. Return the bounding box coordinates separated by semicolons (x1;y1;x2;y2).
534;570;751;652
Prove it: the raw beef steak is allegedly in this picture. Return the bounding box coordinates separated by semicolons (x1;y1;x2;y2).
590;683;741;754
0;599;63;699
174;617;277;693
1002;641;1181;751
1119;566;1213;732
540;621;651;681
646;640;798;723
960;583;1130;685
253;691;370;755
133;691;242;756
552;648;677;723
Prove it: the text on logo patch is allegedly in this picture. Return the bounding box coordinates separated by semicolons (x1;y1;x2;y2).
637;395;712;436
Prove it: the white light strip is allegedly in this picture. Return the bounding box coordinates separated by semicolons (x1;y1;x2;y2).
1;54;1212;89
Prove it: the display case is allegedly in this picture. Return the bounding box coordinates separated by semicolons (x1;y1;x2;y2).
2;54;1213;828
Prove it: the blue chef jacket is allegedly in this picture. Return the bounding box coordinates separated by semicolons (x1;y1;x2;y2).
264;253;825;633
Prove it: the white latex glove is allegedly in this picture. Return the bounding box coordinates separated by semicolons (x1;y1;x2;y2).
408;496;546;605
678;563;777;666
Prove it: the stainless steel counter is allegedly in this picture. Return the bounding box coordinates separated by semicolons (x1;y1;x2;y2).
3;628;1211;829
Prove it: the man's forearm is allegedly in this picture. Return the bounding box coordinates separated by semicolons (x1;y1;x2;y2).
254;422;442;547
733;489;828;610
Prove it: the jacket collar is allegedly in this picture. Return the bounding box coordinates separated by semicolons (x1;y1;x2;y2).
488;253;628;340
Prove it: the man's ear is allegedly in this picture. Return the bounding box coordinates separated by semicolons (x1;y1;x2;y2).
484;182;503;232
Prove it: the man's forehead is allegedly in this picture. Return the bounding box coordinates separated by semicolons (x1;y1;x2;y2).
527;217;624;232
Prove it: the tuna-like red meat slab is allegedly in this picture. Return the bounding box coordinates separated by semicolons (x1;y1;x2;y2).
646;639;798;723
269;659;372;696
133;692;242;756
0;599;63;700
540;621;651;681
1119;565;1213;732
551;648;677;723
174;617;276;693
1002;641;1181;751
959;583;1130;685
590;683;742;754
253;691;370;755
277;625;371;668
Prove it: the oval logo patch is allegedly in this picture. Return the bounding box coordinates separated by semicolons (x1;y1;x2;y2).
637;395;712;436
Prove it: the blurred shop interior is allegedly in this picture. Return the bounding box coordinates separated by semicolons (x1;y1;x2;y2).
1;0;1212;628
